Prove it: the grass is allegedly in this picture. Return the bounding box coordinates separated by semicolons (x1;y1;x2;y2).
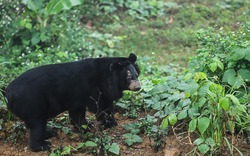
89;0;249;66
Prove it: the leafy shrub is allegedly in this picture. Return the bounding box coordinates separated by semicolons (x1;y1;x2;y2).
189;22;250;89
0;0;125;82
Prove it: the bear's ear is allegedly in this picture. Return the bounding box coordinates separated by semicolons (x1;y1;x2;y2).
110;62;123;71
128;53;137;63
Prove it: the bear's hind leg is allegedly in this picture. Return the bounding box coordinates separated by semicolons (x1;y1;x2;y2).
28;119;51;152
44;129;57;139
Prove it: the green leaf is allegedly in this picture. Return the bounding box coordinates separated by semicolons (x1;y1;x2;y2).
238;69;250;82
168;113;177;125
196;97;206;108
188;119;197;132
216;59;224;70
40;33;49;41
234;76;245;88
194;72;207;82
193;137;204;145
25;23;32;30
160;117;168;129
44;0;83;17
198;144;210;155
31;36;40;45
205;138;216;147
20;20;26;27
225;94;240;105
168;93;183;102
209;62;217;72
198;85;209;96
184;73;193;81
230;46;246;61
123;133;143;146
109;143;120;155
76;143;85;149
61;146;71;155
178;109;187;120
222;69;237;86
219;97;230;111
22;0;43;13
188;106;199;119
245;45;250;61
106;39;115;48
85;141;97;147
185;81;199;94
132;135;143;142
198;117;210;135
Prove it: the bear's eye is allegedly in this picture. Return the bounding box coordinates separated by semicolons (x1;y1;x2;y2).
127;70;132;80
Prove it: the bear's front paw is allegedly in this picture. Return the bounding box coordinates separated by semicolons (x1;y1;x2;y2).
102;120;117;129
30;141;51;152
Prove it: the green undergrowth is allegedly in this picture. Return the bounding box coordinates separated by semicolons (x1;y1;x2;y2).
1;0;250;155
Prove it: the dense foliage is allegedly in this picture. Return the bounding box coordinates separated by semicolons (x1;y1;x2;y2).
1;0;250;155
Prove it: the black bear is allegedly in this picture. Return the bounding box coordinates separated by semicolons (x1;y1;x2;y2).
5;53;140;151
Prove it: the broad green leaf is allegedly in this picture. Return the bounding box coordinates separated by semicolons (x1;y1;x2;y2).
216;59;224;70
198;85;209;96
180;99;191;107
219;97;230;111
209;62;217;72
234;76;245;88
209;82;223;93
188;106;199;119
40;33;49;41
198;144;210;155
160;117;168;129
198;117;210;135
61;146;71;155
109;143;120;155
245;46;250;61
238;69;250;82
132;135;143;143
226;94;246;112
194;72;207;82
22;0;43;12
185;81;199;94
178;109;187;120
20;20;26;27
85;141;97;147
193;137;204;145
44;0;83;17
124;139;133;146
196;97;206;108
184;73;193;81
123;133;133;146
188;119;197;132
230;46;246;61
222;69;237;86
77;143;85;149
205;138;216;147
106;39;114;48
31;32;40;45
168;93;183;102
123;133;143;146
25;23;32;30
168;113;177;125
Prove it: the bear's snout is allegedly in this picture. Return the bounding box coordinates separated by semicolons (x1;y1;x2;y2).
129;79;141;91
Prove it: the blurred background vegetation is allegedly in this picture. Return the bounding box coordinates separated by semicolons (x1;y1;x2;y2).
1;0;250;155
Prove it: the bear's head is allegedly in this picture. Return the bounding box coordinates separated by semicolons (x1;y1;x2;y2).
105;53;141;100
110;53;140;92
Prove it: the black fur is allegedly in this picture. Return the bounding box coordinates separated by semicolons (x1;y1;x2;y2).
5;53;140;151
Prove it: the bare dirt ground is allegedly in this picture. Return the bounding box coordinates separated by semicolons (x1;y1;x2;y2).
0;108;249;156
